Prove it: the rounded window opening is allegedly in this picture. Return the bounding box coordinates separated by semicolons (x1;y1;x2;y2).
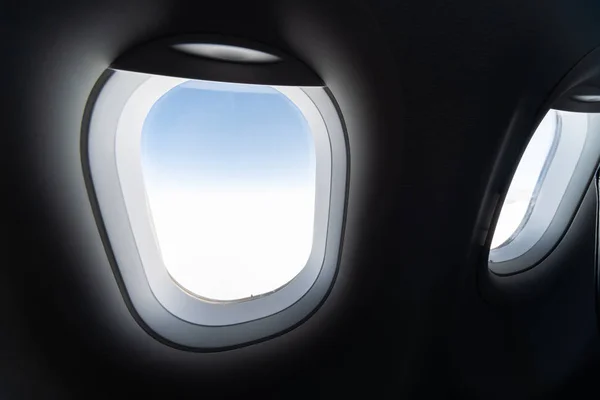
88;63;346;346
141;80;317;302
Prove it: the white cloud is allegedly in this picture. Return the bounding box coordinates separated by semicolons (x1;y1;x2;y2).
146;188;316;301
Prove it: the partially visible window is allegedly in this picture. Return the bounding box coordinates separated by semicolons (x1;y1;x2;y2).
491;110;558;249
489;109;593;272
141;80;317;302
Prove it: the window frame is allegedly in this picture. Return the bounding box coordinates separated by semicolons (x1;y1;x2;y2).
489;111;600;275
85;69;348;349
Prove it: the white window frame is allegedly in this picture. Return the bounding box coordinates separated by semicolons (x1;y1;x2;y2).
489;110;600;275
86;70;348;349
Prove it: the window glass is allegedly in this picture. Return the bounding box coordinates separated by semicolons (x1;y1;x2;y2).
141;80;316;301
491;110;558;248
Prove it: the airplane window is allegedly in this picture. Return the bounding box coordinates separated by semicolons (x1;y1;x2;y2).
489;109;594;272
141;80;317;302
491;110;558;249
88;68;346;346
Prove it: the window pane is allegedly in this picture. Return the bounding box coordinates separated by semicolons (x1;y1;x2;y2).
141;80;316;301
491;110;557;249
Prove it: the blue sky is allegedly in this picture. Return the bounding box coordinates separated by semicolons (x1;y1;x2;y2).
141;80;316;192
